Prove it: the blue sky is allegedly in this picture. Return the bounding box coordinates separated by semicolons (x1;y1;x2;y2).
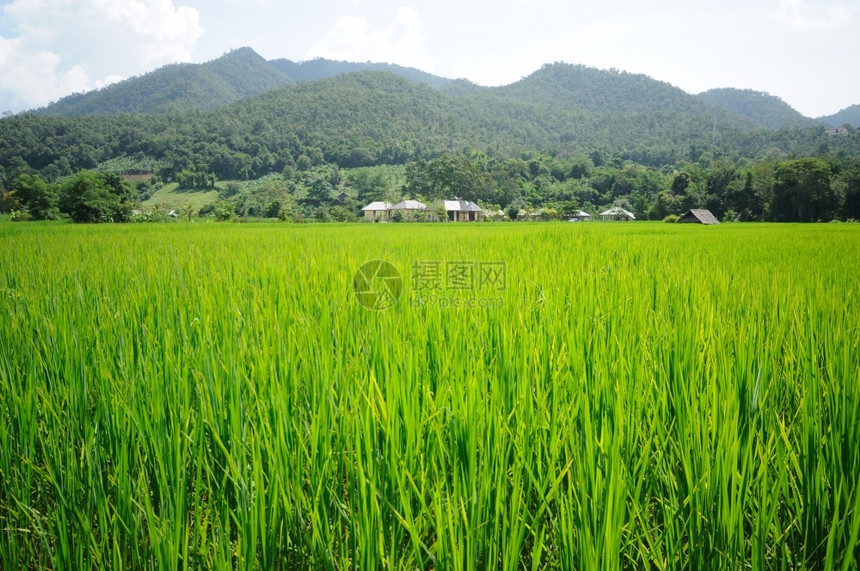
1;0;858;117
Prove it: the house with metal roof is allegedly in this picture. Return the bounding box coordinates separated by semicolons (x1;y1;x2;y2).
678;209;720;225
600;207;636;221
361;201;392;221
388;200;428;221
443;200;483;221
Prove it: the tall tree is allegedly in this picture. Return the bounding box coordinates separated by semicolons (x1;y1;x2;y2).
59;171;137;223
11;173;59;220
835;160;860;220
771;158;839;221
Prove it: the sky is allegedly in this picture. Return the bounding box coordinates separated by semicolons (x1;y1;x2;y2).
0;0;857;118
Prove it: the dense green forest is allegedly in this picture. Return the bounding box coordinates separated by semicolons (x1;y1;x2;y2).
2;52;859;223
696;88;816;130
35;48;294;117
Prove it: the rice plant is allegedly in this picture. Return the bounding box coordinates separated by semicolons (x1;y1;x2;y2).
0;221;858;569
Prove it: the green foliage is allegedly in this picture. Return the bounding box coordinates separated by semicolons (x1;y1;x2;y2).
211;200;236;221
58;170;137;222
270;56;452;88
3;67;860;197
1;223;859;568
329;205;358;222
11;173;59;220
348;165;403;204
2;61;860;225
819;104;860;128
94;155;162;175
771;158;839;221
231;174;294;218
9;209;31;221
143;182;219;213
663;213;679;223
175;168;216;190
698;88;816;129
37;48;292;116
835;159;860;220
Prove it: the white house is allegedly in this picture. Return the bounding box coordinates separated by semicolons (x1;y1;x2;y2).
361;201;392;220
442;200;483;222
600;207;636;221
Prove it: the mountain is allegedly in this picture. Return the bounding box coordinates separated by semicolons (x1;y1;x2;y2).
36;48;293;116
269;58;453;89
4;59;859;189
697;88;815;129
497;63;722;115
818;104;860;128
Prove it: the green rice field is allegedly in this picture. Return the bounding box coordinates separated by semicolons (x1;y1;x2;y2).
1;221;858;569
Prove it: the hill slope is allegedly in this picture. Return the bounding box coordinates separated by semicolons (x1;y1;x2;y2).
36;48;292;116
697;88;815;129
269;58;453;88
818;104;860;128
4;67;859;188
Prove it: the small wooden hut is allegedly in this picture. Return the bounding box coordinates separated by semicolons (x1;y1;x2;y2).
678;209;720;225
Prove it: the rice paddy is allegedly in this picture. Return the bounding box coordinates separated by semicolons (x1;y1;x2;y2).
1;220;858;569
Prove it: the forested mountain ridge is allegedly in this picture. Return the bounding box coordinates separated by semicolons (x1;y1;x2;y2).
32;48;457;117
35;48;294;116
3;64;859;225
26;46;854;130
499;63;728;115
697;88;816;130
269;57;453;89
3;65;860;190
819;104;860;129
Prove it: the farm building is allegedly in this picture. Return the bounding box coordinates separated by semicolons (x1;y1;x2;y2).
678;209;720;225
600;207;636;221
389;200;427;212
443;200;483;222
388;200;428;221
361;201;392;220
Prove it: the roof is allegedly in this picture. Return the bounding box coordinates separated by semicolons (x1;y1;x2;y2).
679;209;720;224
443;200;482;212
361;201;392;211
390;200;427;210
577;210;591;217
600;207;636;219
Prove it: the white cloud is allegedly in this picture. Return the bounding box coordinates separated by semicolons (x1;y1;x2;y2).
307;6;436;71
0;0;202;111
774;0;858;30
0;35;90;110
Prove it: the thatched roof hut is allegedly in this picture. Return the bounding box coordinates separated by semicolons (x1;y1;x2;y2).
678;209;720;224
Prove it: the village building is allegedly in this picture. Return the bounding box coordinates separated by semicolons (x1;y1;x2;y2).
599;207;636;221
388;200;427;220
361;201;392;221
360;199;486;222
443;200;483;221
678;209;721;224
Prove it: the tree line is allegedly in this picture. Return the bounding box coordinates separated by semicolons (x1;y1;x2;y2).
4;151;858;223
